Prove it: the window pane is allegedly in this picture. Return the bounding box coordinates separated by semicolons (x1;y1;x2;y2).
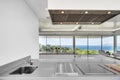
61;36;73;53
117;35;120;51
88;36;101;54
102;36;113;53
39;36;46;53
75;36;87;54
46;36;60;53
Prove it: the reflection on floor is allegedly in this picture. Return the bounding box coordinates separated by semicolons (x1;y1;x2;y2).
75;55;118;75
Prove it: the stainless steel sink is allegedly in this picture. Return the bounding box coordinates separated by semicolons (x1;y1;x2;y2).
10;66;38;75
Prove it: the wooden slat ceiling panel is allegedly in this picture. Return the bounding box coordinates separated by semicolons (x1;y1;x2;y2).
79;14;99;22
67;14;82;22
93;14;115;22
49;10;120;25
51;14;67;22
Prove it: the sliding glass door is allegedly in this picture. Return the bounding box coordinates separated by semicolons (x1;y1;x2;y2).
75;36;101;55
39;35;114;54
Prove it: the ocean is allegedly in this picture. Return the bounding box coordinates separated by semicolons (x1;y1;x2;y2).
62;45;120;51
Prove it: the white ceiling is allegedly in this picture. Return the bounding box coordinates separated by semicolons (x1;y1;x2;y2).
25;0;120;35
48;0;120;10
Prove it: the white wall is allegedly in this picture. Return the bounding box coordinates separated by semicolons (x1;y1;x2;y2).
48;0;120;10
0;0;39;66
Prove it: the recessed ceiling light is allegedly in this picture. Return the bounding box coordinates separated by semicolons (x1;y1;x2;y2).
107;11;111;14
76;22;79;24
85;11;88;14
61;11;64;14
60;22;63;24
